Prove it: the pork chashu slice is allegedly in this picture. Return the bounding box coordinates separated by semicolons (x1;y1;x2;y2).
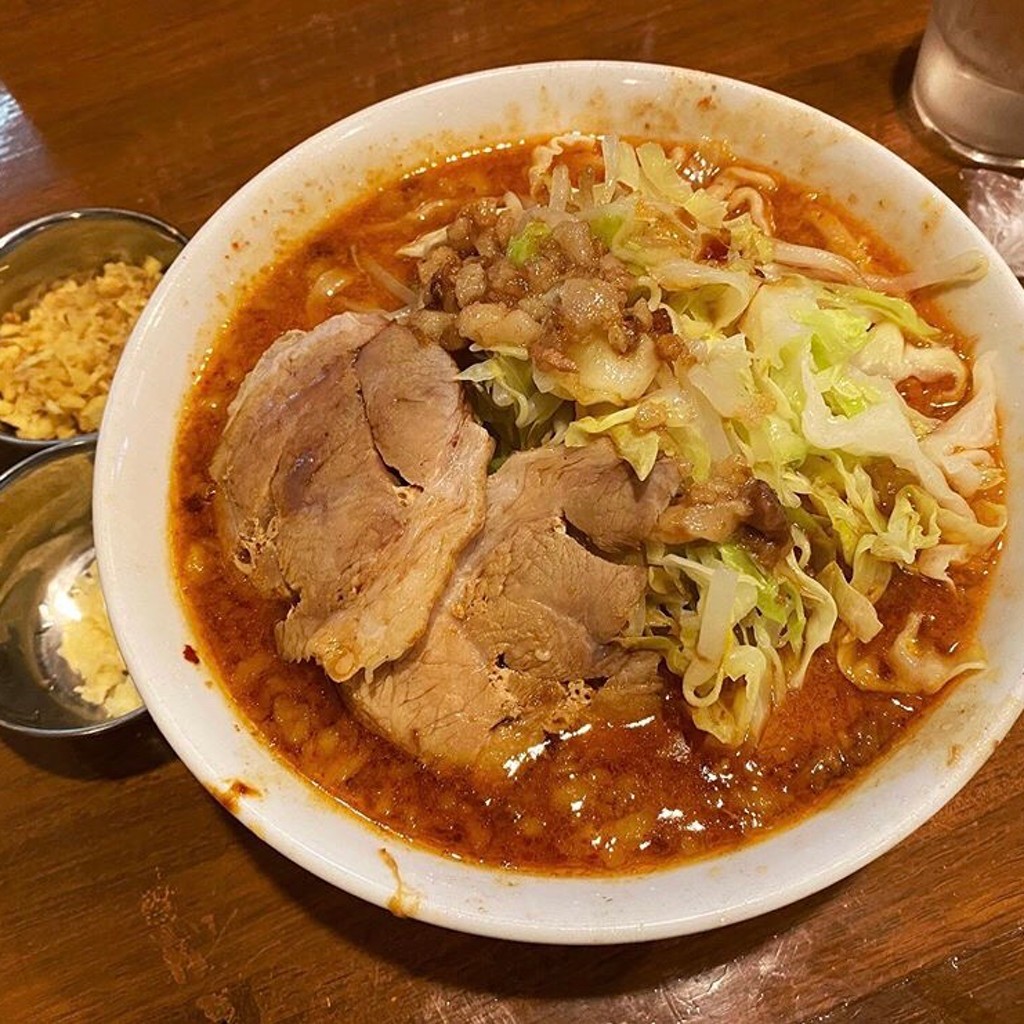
347;439;681;766
210;312;493;681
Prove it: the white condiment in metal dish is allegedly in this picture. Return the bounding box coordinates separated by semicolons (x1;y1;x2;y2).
0;437;146;736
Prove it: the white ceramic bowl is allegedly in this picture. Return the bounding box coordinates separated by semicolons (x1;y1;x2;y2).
94;61;1024;944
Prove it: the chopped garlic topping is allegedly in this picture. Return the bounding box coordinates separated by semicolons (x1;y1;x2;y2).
0;256;162;439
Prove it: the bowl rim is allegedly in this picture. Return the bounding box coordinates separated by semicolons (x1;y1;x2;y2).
0;207;189;454
94;59;1024;943
0;435;148;737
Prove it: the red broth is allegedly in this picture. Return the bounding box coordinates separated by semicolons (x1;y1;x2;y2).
170;141;998;873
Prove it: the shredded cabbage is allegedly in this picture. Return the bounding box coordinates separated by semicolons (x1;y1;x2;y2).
507;222;552;266
457;355;571;463
412;135;1005;749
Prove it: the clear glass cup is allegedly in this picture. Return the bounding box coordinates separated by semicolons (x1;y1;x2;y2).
911;0;1024;167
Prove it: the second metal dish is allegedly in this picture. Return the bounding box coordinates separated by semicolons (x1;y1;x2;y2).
0;436;146;736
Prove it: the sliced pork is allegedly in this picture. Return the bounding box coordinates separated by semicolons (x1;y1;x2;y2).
347;441;680;765
211;312;492;681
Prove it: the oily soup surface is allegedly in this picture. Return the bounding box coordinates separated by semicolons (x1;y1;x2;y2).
172;142;995;873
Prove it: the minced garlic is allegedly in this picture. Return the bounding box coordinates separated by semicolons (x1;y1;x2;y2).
58;560;141;718
0;256;163;440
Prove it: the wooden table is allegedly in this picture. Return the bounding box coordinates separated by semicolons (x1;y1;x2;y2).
2;2;1022;1021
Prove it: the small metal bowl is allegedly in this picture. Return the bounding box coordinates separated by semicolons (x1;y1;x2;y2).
0;207;188;455
0;436;146;736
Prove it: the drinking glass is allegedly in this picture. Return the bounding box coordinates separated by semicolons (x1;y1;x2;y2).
911;0;1024;167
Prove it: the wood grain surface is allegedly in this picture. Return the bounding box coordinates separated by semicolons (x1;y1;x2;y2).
2;2;1022;1021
